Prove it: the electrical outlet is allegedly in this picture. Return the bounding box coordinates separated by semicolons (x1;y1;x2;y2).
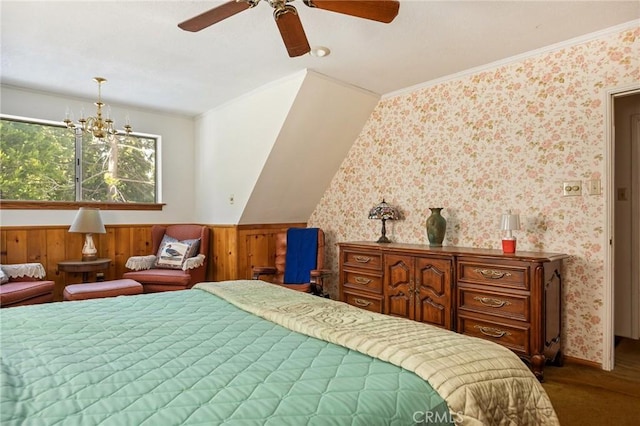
229;194;234;205
563;181;582;196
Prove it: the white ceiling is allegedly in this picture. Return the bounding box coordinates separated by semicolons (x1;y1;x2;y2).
1;1;638;117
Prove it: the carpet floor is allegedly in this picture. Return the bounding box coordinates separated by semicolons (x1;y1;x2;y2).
542;338;640;425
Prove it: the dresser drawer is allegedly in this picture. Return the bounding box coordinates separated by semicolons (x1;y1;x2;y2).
458;287;529;321
344;292;383;313
343;270;383;294
458;260;529;290
458;315;530;355
342;250;382;271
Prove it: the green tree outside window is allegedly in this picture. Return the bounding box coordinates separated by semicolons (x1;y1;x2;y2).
0;116;157;203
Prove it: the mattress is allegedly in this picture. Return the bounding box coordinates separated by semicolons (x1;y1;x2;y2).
1;283;452;425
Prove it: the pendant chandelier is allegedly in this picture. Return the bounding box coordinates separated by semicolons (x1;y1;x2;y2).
63;77;132;139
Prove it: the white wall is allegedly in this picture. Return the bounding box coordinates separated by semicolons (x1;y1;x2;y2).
0;85;196;226
193;72;304;225
240;71;379;224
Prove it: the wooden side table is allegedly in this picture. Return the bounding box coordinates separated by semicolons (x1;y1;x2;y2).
57;258;111;283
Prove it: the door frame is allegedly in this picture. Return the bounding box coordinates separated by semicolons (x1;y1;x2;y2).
603;84;640;370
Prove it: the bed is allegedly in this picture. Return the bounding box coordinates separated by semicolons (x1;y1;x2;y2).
1;280;559;425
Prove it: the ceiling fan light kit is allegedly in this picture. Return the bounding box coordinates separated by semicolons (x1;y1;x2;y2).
178;0;400;57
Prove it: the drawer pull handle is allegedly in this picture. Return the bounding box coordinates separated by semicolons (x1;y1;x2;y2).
354;256;372;263
354;298;372;307
475;325;511;338
355;277;372;285
474;296;511;308
474;268;512;280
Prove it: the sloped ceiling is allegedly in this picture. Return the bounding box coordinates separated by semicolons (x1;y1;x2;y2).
194;70;380;225
240;72;380;224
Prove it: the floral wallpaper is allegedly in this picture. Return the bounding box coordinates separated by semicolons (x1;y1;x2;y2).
309;26;640;364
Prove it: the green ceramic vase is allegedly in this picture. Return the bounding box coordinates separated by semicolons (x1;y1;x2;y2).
426;208;446;247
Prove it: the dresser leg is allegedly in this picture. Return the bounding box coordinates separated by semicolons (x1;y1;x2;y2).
531;354;546;382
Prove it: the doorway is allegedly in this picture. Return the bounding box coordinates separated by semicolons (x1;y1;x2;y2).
605;89;640;370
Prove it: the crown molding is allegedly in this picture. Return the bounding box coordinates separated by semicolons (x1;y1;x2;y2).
383;20;640;100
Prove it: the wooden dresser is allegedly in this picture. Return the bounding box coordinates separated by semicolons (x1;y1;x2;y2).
338;242;567;380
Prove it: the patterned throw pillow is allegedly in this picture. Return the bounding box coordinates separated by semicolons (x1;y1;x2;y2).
155;235;201;270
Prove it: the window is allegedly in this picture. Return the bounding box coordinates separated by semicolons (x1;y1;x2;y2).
0;115;158;205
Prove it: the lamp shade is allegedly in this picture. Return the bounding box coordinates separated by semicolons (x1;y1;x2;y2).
368;199;399;221
500;212;520;231
69;208;106;234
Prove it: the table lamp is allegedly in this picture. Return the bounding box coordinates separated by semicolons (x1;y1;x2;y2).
368;199;399;243
69;207;106;261
500;210;520;253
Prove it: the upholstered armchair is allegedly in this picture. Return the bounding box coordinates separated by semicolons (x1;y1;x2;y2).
252;228;330;296
123;224;210;293
0;263;55;308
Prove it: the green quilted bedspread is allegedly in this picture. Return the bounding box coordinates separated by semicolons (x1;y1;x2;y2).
1;288;451;425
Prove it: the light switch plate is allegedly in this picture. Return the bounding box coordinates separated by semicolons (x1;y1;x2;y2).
563;181;582;196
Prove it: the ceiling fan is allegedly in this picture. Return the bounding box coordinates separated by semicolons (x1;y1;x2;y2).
178;0;400;57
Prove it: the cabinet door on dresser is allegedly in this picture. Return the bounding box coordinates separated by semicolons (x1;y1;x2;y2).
383;254;413;319
384;254;453;329
340;246;384;313
415;256;453;330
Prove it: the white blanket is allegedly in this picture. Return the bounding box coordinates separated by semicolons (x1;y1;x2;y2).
197;280;560;426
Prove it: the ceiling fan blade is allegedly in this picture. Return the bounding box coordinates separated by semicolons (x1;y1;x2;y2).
274;6;311;58
303;0;399;23
178;0;253;32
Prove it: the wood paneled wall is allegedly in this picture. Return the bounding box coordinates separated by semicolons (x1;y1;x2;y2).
1;222;305;301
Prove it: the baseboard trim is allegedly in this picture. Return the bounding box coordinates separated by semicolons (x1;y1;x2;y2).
563;355;602;369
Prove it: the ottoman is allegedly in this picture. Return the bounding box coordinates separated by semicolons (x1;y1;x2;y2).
63;279;143;301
